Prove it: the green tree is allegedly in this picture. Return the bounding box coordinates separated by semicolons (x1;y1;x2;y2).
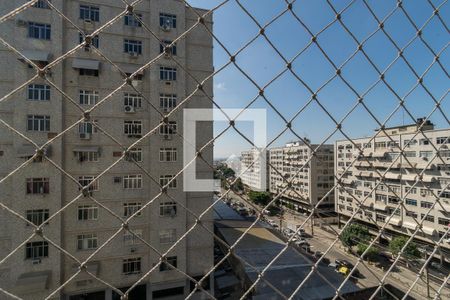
389;236;421;259
357;243;379;262
340;224;370;247
248;191;271;206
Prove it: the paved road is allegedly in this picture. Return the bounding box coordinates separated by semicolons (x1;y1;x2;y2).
222;190;450;299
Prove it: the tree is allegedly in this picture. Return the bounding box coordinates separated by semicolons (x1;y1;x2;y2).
231;177;244;192
357;243;379;262
389;236;421;259
248;191;271;206
340;224;370;247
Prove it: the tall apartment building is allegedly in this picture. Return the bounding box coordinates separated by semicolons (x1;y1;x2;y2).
268;141;335;213
335;120;450;251
0;1;214;299
240;148;268;192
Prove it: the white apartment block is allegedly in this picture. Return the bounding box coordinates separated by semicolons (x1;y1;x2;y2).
240;148;268;192
0;1;214;299
268;141;335;213
335;120;450;251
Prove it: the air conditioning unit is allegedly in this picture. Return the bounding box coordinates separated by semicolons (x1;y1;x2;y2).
32;258;41;265
164;52;171;59
129;52;139;58
164;81;172;86
162;107;170;113
124;105;135;113
113;176;122;183
83;20;94;30
162;134;172;140
17;19;27;27
79;133;91;140
130;247;137;253
161;24;171;32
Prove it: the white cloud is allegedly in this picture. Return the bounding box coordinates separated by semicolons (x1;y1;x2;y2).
215;82;226;91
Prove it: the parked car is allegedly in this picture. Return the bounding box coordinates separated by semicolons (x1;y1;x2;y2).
335;259;360;277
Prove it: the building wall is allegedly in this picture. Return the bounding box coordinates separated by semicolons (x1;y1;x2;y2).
268;143;334;213
0;1;213;299
240;148;267;192
335;128;450;250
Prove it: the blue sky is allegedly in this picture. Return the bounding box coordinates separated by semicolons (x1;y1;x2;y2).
187;0;449;159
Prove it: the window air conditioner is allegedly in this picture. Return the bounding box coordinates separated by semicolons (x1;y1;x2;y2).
124;105;135;113
79;133;91;140
32;258;42;265
129;52;139;58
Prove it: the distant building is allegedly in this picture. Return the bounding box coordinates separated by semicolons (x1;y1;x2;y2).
240;148;268;191
335;119;450;250
268;141;335;213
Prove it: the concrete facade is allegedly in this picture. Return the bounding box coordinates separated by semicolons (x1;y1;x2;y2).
0;1;214;299
335;121;450;250
240;148;268;192
268;141;335;213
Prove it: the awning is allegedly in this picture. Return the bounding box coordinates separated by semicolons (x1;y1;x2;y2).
389;217;402;226
72;58;100;70
403;221;418;230
72;261;100;276
373;151;386;158
401;174;418;182
120;65;145;75
17;145;51;158
421;226;437;236
72;146;100;153
374;202;386;210
20;50;51;62
385;173;401;180
15;271;50;293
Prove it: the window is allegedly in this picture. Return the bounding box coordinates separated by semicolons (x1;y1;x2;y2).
78;176;98;191
159;202;177;217
421;214;434;222
438;217;449;226
159;148;177;162
159;256;177;271
28;22;51;39
405;186;417;194
80;5;99;22
421;201;433;209
123;174;142;189
376;214;386;222
160;175;177;188
123;229;143;245
79;90;99;105
405;199;417;206
75;150;99;162
124;93;142;108
159;40;177;56
159;121;177;135
404;139;417;147
123;257;141;275
31;0;50;9
404;151;416;157
77;233;98;250
124;121;142;136
406;211;418;218
124;39;142;54
159;13;177;29
124;13;142;27
438;150;450;158
78;33;99;48
419;151;433;159
28;84;50;101
159;94;177;111
419;138;430;145
123;203;142;217
437;136;450;144
126;148;142;162
159;67;177;81
26;178;49;194
374;141;386;149
78;121;97;134
78;205;98;220
26;241;48;259
159;229;176;244
79;68;98;76
26;209;49;226
27;115;50;131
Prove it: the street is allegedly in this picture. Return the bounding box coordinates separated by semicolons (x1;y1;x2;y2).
222;189;450;299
